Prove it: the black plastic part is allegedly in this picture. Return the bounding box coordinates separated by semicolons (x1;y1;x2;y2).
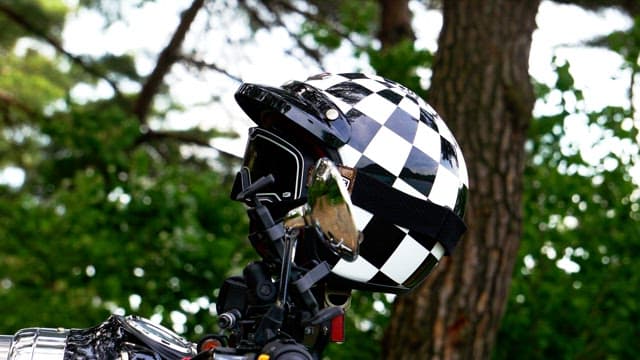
292;261;331;314
235;83;351;148
234;174;275;201
254;304;285;345
247;203;276;230
261;339;313;360
263;223;286;245
244;262;277;305
294;262;331;294
216;276;248;315
309;307;343;326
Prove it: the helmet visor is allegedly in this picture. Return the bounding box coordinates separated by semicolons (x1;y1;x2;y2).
237;127;306;204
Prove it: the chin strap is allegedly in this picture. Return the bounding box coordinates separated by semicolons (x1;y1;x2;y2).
343;168;466;255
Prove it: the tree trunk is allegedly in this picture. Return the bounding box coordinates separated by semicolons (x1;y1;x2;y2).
378;0;414;49
383;1;540;359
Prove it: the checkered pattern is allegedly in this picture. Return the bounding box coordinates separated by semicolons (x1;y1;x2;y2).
305;73;468;291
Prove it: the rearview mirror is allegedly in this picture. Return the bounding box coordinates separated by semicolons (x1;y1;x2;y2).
284;158;360;262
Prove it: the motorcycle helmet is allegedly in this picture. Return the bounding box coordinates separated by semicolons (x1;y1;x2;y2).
231;73;468;293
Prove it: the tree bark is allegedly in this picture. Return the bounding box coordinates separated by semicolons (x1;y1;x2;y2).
383;1;540;359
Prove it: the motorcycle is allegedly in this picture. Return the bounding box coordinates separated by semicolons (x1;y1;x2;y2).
0;159;359;360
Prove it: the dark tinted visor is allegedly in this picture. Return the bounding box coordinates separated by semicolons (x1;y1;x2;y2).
238;127;305;204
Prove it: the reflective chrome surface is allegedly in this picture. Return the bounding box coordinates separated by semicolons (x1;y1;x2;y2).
0;335;12;360
285;158;360;261
1;327;68;360
122;315;196;357
0;315;197;360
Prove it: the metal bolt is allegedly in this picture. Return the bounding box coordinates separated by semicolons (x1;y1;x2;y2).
321;326;329;335
259;284;272;297
325;109;339;120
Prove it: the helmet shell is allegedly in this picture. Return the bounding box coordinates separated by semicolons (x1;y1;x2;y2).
235;73;468;293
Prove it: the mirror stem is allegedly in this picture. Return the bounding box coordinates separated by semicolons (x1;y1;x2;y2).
277;229;298;307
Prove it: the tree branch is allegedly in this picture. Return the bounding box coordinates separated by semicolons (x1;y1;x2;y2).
0;3;124;101
263;1;323;63
136;129;213;148
134;129;242;160
271;0;356;42
0;89;37;118
178;55;243;83
133;0;205;122
238;0;323;64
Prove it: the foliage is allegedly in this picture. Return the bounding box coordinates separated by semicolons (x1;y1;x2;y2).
494;54;640;358
324;292;392;360
300;0;430;92
0;0;67;47
0;0;251;339
367;39;432;95
300;0;378;51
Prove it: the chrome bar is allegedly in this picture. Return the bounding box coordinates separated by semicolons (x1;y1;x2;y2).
0;335;13;360
2;328;67;360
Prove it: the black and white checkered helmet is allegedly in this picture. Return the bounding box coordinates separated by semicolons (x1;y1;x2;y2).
233;73;468;293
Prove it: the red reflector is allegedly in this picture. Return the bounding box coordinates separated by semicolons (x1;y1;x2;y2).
330;313;345;343
200;338;222;351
